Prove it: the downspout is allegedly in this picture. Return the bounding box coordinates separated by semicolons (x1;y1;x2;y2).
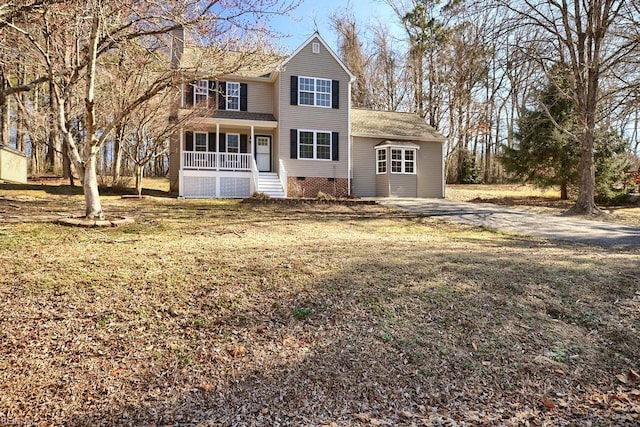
347;77;353;196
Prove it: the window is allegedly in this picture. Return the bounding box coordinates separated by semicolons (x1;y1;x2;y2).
312;42;320;53
226;134;240;153
390;148;416;174
299;76;332;107
376;149;387;174
194;80;208;104
226;82;240;111
298;130;332;160
195;132;207;152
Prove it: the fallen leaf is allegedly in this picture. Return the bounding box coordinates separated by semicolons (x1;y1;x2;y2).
616;373;629;384
399;410;414;419
199;383;213;392
109;367;123;377
227;345;246;358
472;342;478;351
629;368;640;380
540;397;556;410
354;413;371;422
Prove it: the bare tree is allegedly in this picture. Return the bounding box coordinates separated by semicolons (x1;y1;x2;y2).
499;0;640;213
331;8;369;107
2;0;296;219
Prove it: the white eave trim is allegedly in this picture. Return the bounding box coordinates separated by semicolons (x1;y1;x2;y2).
190;117;278;129
375;140;421;149
277;33;356;82
352;132;447;143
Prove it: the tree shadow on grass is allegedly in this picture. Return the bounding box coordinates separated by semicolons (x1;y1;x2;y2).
29;241;638;426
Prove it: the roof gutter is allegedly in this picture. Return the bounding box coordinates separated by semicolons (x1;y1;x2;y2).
351;132;447;143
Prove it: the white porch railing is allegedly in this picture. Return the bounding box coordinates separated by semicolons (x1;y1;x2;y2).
182;152;252;171
250;156;259;194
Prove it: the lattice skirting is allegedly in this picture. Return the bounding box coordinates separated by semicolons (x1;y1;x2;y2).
181;172;252;198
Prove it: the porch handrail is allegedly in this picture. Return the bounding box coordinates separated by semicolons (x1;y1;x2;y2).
250;156;259;195
182;151;251;171
279;158;287;197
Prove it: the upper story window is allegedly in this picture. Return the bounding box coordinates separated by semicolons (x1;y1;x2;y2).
226;82;240;111
194;80;208;104
299;76;332;108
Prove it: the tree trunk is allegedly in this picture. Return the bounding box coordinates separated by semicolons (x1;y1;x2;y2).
560;182;568;200
135;163;143;197
574;130;597;212
112;124;124;184
0;70;9;146
83;153;103;218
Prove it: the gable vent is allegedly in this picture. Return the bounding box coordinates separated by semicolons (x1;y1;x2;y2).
312;42;320;54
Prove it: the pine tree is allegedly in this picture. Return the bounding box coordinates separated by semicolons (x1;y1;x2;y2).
501;70;578;200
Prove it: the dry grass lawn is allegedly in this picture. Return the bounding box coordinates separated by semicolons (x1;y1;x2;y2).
447;184;640;226
1;181;639;426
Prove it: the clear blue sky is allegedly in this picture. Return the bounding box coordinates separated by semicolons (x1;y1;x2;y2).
267;0;402;53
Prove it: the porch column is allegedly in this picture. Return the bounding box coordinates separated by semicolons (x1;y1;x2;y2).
250;125;254;154
216;123;220;172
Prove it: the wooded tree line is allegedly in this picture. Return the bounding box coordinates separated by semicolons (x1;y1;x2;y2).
332;0;640;211
1;0;639;216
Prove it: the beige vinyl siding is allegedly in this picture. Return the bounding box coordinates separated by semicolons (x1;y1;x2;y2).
352;137;378;197
279;36;350;178
246;80;274;114
416;141;445;198
389;173;417;197
375;173;389;197
0;145;27;184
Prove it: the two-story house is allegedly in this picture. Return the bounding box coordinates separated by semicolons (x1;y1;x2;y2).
168;31;446;199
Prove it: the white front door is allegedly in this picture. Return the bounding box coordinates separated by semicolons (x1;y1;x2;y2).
255;136;271;172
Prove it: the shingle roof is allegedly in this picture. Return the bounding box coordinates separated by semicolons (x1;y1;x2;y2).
180;48;284;78
351;108;445;141
210;111;277;122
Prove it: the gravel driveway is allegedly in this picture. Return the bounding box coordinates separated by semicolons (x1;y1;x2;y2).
380;198;640;248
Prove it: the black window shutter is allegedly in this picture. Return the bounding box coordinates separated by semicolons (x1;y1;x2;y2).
218;133;226;152
240;134;248;153
332;132;339;161
185;131;194;151
240;83;248;111
217;81;226;110
208;80;216;109
207;132;216;152
332;80;339;109
185;83;194;107
290;129;298;159
290;75;298;105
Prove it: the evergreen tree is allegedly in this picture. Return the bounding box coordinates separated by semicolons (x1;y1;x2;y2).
501;70;578;200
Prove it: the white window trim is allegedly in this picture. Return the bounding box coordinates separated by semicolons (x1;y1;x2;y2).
376;148;387;174
194;80;208;105
194;131;209;152
298;76;332;108
226;82;240;111
297;129;332;161
389;148;416;174
226;133;240;153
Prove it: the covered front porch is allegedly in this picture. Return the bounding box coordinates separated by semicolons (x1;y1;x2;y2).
178;114;284;198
